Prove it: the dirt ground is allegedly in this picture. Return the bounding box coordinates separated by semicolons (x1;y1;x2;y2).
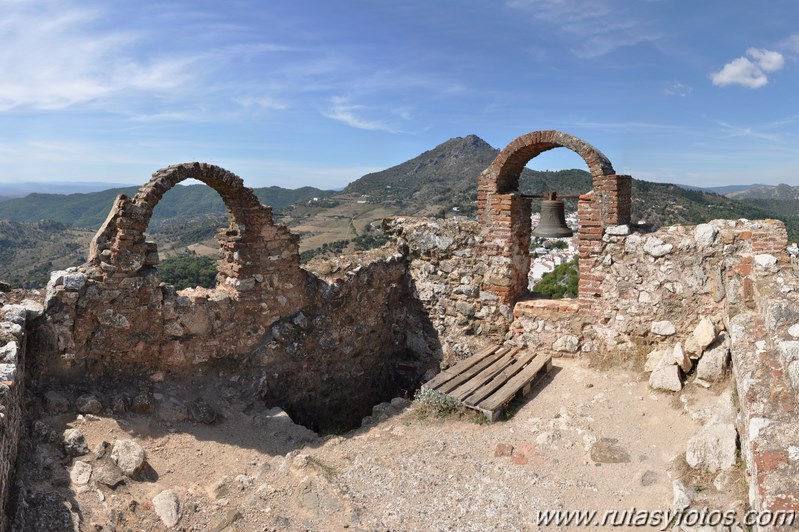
13;357;746;531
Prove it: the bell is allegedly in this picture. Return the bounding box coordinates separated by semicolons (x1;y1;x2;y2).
532;194;573;238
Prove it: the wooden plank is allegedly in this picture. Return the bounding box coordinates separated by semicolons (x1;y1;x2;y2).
422;344;499;391
449;347;521;402
478;354;551;413
436;347;511;394
464;349;538;407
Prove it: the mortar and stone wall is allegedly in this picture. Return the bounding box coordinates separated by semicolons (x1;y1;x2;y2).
29;164;440;432
725;250;799;516
510;219;789;357
0;298;42;531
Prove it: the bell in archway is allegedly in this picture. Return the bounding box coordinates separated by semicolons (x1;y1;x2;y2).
532;193;573;238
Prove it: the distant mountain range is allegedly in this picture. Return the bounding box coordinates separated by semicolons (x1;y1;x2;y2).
0;134;797;287
724;183;799;200
0;184;335;229
0;181;137;198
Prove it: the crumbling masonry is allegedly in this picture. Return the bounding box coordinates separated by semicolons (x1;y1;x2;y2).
0;131;797;529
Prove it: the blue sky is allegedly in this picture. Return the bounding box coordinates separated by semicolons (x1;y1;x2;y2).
1;0;798;189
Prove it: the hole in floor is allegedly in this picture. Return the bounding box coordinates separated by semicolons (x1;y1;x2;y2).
265;351;426;434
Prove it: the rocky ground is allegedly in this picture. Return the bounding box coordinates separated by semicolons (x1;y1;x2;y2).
11;356;746;531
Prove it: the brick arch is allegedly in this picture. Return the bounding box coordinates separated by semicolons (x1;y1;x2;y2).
485;130;615;194
477;131;631;307
88;162;299;293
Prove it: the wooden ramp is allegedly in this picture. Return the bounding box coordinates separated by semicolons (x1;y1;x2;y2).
422;345;552;421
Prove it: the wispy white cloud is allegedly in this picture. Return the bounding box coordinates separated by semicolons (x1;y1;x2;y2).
505;0;659;58
781;34;799;54
0;1;294;113
321;97;402;133
664;81;693;97
716;120;782;143
234;96;288;111
710;48;784;89
126;112;207;123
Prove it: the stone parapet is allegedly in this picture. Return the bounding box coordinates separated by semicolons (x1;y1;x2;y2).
0;299;40;530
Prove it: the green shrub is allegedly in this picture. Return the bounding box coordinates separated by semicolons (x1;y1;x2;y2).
534;257;578;299
158;252;217;289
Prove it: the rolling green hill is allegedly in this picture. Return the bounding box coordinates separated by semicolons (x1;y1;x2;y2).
0;184;335;229
0;220;94;288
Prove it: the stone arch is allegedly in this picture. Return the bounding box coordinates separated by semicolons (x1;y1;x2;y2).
477;131;631;306
88;162;301;293
480;130;615;197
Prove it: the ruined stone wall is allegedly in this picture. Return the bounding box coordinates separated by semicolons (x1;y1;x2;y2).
0;299;41;530
30;247;431;433
254;249;435;431
383;217;510;367
724;248;799;516
510;220;788;358
27;163;444;433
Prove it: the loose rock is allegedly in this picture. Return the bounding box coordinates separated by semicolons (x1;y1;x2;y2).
110;439;147;476
552;334;580;353
63;428;89;457
649;364;682;392
589;438;630;463
692;317;717;352
672;480;692;512
45;391;70;414
70;461;92;485
696;333;730;382
188;398;217;424
76;394;102;415
153;490;181;527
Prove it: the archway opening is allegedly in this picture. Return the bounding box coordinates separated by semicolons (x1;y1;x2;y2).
144;180;229;291
521;149;589;300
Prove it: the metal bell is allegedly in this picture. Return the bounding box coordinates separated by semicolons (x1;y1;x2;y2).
532;193;573;238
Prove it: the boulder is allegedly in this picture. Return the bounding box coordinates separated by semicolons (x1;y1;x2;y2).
683;335;700;358
76;394;102;415
644;349;664;372
45;391;70;414
552;334;580;353
672;480;692;512
63;428;89;457
605;225;631;236
686;392;738;472
667;343;692;373
70;461;92;485
188;398;217;424
696;333;730;382
62;273;86;291
94;461;125;488
686;422;737;473
111;439;146;476
692;317;717;352
649;364;682;392
153;490;181;528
